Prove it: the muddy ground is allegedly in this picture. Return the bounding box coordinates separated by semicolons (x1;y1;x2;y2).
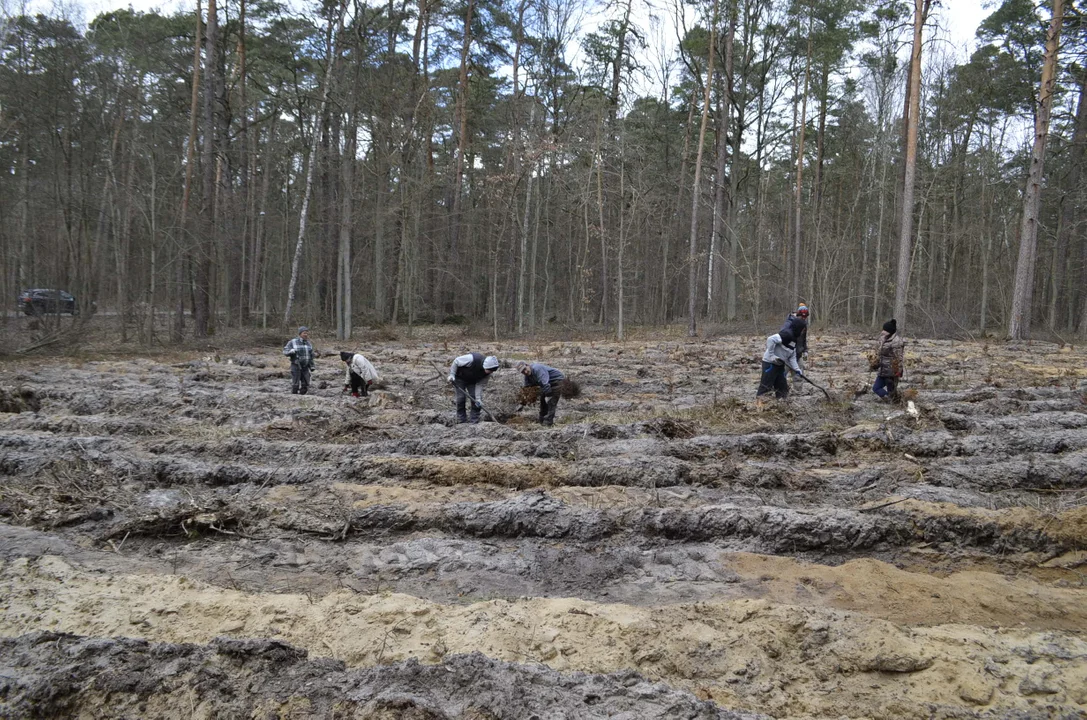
0;330;1085;719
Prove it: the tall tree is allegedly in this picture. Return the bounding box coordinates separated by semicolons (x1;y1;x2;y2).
1009;0;1063;340
687;0;720;337
892;0;928;327
284;1;345;326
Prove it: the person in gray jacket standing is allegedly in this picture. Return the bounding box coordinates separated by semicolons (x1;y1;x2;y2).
283;327;315;395
517;361;565;426
757;329;803;400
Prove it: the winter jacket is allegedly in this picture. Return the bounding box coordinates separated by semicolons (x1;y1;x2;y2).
283;337;315;369
763;334;802;373
344;354;379;386
451;352;489;384
781;314;808;355
522;363;565;396
875;334;905;379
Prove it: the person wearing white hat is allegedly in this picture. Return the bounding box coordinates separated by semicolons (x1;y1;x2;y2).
448;352;500;423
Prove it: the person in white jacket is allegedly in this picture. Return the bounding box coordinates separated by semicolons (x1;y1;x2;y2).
756;329;802;400
340;351;379;397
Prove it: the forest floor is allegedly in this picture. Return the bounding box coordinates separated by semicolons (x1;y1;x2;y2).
0;329;1085;719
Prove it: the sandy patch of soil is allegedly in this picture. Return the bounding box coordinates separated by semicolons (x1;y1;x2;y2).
2;556;1085;719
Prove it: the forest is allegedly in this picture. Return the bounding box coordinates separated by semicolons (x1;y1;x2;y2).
1;0;1085;342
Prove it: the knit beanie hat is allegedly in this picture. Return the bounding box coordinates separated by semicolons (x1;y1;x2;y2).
483;356;500;370
796;304;809;317
883;318;897;336
340;351;353;363
514;361;528;371
779;329;796;347
298;326;309;335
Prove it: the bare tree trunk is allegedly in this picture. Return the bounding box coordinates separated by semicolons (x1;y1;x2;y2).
1009;0;1062;341
195;0;219;337
337;112;356;341
617;140;626;341
793;13;812;305
512;0;528;335
595;131;608;329
687;0;719;337
248;122;273;315
442;0;474;316
17;128;29;290
892;0;926;328
236;0;250;325
1052;70;1086;332
708;5;734;321
284;3;345;325
871;139;889;325
708;92;727;318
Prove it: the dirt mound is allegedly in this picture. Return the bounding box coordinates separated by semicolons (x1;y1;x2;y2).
0;633;750;719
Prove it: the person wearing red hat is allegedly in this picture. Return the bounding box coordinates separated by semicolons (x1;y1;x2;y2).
781;304;809;363
780;304;810;389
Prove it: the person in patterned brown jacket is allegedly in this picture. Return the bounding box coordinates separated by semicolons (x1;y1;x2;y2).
870;318;905;400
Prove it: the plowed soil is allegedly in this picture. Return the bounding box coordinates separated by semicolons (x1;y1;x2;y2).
1;331;1085;719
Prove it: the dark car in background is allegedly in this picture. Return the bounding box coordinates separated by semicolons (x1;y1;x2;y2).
18;289;78;316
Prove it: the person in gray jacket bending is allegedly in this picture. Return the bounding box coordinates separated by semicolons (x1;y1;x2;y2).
757;329;803;400
516;361;565;426
448;352;500;423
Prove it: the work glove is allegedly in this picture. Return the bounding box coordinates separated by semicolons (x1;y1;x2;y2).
795;369;804;377
447;375;455;384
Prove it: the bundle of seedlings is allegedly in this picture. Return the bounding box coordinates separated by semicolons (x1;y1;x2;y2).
517;378;581;406
0;386;40;413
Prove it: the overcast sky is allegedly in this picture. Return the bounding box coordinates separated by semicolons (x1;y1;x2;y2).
21;0;989;58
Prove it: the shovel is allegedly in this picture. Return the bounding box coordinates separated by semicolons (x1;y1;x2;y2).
797;372;832;400
430;362;502;424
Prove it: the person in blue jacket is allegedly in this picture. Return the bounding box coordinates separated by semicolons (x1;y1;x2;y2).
780;303;810;366
516;361;565;426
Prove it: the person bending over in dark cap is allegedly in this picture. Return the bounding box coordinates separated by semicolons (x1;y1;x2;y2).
516;361;565;426
757;329;802;401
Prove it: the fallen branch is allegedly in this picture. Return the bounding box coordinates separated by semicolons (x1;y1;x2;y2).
13;335;64;355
